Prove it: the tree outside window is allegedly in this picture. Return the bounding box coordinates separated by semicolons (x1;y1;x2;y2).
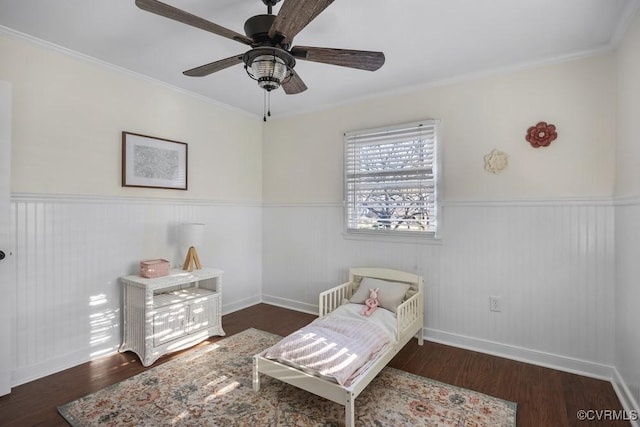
345;121;439;237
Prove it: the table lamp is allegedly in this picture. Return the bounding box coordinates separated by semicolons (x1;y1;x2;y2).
180;223;204;271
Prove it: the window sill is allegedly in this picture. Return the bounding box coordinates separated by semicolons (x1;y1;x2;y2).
342;230;442;245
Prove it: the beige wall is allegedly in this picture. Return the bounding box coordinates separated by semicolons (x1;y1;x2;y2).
1;30;616;203
0;33;262;201
616;11;640;197
263;55;616;203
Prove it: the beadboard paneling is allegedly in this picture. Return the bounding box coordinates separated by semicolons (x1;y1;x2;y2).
9;194;619;386
613;200;640;414
262;200;615;376
10;194;262;386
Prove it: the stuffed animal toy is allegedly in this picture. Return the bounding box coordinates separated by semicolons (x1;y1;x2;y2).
361;288;379;316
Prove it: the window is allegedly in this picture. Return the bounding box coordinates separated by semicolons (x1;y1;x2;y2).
344;120;439;238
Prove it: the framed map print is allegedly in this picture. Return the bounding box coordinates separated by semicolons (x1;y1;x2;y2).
122;132;188;190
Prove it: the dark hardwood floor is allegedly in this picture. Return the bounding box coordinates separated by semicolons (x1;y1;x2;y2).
0;303;629;426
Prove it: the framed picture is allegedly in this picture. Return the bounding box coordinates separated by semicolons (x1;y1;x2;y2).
122;132;188;190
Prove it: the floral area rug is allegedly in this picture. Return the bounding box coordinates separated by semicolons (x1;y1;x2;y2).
58;328;516;426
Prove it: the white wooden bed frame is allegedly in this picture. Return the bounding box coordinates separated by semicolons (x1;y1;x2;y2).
253;267;424;427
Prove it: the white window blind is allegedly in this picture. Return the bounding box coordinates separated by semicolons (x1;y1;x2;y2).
344;120;438;236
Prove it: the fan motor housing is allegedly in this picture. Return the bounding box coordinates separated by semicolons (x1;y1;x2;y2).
244;14;285;46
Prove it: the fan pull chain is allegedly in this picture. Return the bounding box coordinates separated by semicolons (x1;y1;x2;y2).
263;91;267;122
263;91;273;122
268;92;272;118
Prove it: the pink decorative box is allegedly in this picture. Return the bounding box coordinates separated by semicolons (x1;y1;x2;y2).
139;259;170;278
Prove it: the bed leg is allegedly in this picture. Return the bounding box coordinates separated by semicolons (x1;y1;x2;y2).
345;392;355;427
418;334;424;346
252;358;260;392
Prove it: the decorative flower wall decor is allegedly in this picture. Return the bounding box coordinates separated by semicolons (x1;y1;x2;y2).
526;121;557;148
484;149;509;174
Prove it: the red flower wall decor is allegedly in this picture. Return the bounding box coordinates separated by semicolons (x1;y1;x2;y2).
526;122;557;148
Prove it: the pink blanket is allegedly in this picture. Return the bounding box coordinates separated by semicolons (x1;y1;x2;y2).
261;316;391;386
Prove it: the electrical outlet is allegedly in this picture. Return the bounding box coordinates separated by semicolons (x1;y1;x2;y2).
489;296;502;312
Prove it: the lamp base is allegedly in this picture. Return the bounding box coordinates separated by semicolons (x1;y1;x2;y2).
182;246;202;272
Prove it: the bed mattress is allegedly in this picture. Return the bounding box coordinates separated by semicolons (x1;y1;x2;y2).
260;303;397;386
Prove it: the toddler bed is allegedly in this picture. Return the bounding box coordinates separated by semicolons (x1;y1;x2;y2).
253;267;424;427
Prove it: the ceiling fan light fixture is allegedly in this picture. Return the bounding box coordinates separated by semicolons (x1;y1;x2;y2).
251;54;287;91
136;0;385;119
244;47;295;92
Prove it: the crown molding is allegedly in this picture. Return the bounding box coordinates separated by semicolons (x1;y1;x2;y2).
0;25;259;120
610;0;640;48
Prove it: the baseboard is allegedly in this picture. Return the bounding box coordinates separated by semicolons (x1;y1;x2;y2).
222;295;262;316
261;294;318;315
256;298;618;381
424;327;614;381
612;368;640;427
11;346;118;388
11;297;261;388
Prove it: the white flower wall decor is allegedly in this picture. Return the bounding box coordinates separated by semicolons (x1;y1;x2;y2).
484;149;509;174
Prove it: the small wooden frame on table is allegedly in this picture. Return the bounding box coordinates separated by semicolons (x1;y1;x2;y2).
122;131;188;190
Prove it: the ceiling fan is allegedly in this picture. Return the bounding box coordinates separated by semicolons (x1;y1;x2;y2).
135;0;385;112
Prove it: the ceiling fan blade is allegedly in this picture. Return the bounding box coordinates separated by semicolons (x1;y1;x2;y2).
268;0;334;44
282;70;307;94
183;55;244;77
291;46;385;71
135;0;253;45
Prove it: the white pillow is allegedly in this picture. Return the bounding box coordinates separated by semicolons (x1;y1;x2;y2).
349;277;410;313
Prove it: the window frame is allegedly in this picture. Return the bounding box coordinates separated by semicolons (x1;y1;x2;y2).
343;119;442;242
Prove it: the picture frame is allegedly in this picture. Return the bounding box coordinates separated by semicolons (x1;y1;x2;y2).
122;132;188;190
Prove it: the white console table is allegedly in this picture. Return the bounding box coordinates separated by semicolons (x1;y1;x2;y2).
119;267;225;366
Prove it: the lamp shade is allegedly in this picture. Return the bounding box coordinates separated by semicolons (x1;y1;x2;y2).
180;223;204;248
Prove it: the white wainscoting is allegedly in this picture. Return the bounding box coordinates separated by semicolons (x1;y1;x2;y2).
10;193;262;387
262;198;616;379
9;193;627;397
613;196;640;419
